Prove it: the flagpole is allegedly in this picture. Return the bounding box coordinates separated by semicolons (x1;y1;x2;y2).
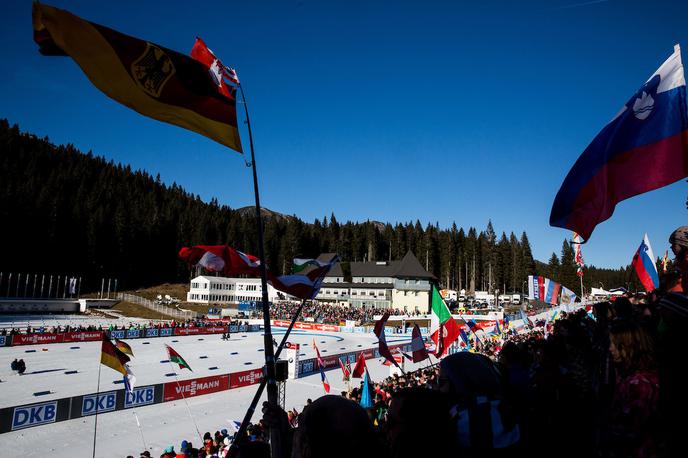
133;411;147;452
92;362;102;458
166;359;202;442
228;297;306;458
237;82;282;458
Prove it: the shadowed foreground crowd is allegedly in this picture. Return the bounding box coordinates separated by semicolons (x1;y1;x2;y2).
132;226;688;457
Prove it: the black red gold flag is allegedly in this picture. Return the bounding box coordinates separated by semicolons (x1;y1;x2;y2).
32;3;242;152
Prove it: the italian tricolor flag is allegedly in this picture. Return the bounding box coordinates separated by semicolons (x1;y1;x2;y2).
429;286;460;358
166;344;192;371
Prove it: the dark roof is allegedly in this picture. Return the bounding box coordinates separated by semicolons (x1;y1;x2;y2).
316;253;339;263
321;282;394;290
324;251;435;280
394;250;436;279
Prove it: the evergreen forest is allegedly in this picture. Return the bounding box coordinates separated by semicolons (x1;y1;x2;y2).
0;120;637;294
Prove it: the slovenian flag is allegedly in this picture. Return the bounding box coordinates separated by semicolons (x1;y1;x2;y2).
551;45;688;241
632;233;660;291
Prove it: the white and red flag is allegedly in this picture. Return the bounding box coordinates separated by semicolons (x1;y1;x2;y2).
190;37;239;99
351;351;367;378
178;245;260;276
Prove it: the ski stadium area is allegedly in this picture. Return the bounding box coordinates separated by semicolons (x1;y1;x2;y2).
0;315;427;457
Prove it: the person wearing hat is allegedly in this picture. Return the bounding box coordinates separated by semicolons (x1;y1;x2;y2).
669;225;688;291
160;445;175;458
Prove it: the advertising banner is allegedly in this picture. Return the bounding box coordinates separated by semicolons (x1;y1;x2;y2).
80;391;118;416
11;333;63;346
229;367;264;389
63;331;103;343
126;329;141;339
0;336;6;346
123;385;157;409
145;328;159;337
110;330;126;339
11;401;58;430
173;327;201;336
272;320;290;328
314;324;339;332
163;375;229;401
160;328;173;337
293;322;314;331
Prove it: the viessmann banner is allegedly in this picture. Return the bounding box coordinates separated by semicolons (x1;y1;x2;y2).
163;374;230;401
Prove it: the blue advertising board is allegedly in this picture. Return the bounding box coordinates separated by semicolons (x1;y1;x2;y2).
110;330;126;339
124;386;156;409
145;328;159;337
160;328;173;337
12;401;58;430
126;329;140;339
81;392;117;416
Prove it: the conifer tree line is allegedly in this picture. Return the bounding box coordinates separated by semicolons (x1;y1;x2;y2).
0;120;633;294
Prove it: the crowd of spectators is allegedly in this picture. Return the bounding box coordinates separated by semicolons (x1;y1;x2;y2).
260;301;414;325
140;219;688;458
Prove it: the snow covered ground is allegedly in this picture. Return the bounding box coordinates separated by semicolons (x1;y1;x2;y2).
0;321;429;457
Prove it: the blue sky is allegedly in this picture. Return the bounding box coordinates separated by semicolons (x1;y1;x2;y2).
2;0;688;268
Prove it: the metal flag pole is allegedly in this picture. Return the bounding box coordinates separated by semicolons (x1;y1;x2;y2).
236;81;281;458
92;361;102;458
229;298;307;457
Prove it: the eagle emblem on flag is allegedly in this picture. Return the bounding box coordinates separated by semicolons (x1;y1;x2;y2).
131;43;175;98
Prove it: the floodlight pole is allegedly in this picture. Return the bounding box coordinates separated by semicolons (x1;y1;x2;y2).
239;83;282;458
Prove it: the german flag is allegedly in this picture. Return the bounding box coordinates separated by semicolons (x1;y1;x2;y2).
32;3;242;152
101;335;130;376
114;338;133;357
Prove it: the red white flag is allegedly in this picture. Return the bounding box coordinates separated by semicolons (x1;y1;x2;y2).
178;245;260;276
190;37;238;98
338;357;350;381
352;351;367;378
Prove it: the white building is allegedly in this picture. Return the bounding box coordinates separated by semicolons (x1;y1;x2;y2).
315;251;435;313
186;275;283;305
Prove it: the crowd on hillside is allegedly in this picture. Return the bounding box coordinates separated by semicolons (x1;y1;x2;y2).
261;301;415;325
133;223;688;458
0;318;249;336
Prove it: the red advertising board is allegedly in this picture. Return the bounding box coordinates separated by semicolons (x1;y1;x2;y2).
11;333;64;346
173;326;226;336
63;331;104;342
229;367;264;389
272;320;340;332
173;327;200;336
163;374;229;401
294;322;314;331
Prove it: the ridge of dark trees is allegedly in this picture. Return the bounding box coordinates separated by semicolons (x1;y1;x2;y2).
0;119;633;293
